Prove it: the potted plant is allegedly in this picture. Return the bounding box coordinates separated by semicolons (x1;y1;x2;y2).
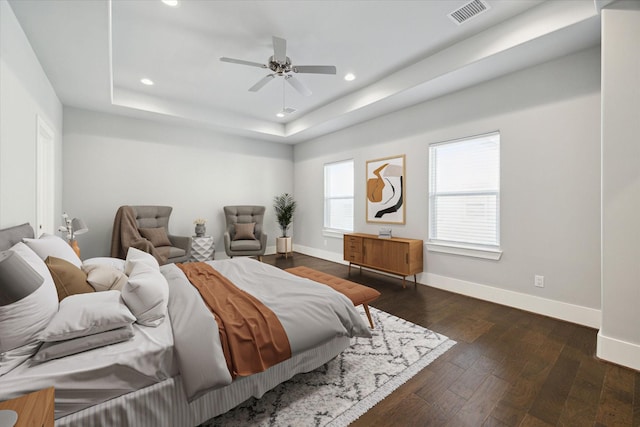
273;193;296;257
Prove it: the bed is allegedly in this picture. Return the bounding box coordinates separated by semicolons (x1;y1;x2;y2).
0;223;371;426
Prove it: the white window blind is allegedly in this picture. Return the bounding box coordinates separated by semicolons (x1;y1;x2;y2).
429;132;500;249
324;160;354;232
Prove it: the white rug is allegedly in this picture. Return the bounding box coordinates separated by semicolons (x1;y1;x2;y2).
207;307;456;427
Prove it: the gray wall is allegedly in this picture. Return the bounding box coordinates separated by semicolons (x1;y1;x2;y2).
598;1;640;371
294;47;601;319
0;0;63;229
62;108;293;260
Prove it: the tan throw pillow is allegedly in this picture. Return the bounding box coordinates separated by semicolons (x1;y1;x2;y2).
82;264;129;292
139;227;172;247
233;222;257;241
45;256;95;301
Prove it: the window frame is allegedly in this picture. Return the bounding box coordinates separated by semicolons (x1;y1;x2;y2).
427;131;502;260
323;159;355;236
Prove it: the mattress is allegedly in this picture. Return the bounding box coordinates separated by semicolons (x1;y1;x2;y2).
54;335;351;427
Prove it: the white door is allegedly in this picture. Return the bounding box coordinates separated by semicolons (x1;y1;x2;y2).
36;115;55;235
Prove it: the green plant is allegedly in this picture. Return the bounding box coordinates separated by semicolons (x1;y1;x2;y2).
273;193;296;237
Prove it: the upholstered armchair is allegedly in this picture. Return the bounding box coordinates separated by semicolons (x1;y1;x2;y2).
110;205;192;264
223;205;267;261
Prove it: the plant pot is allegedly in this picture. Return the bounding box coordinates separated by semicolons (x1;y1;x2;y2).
195;224;206;237
276;237;292;258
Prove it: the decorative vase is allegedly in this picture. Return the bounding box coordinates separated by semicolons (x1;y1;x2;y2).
69;240;80;257
195;224;206;237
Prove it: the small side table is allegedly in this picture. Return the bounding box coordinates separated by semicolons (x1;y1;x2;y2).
0;387;54;427
190;235;215;262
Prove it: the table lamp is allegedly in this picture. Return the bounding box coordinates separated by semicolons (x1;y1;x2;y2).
0;250;44;306
70;218;88;257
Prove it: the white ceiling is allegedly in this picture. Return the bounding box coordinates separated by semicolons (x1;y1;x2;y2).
8;0;606;144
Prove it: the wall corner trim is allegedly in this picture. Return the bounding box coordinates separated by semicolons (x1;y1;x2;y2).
597;331;640;371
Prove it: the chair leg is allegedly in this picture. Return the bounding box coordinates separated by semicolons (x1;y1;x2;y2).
258;256;263;262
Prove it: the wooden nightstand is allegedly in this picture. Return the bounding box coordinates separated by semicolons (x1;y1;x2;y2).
0;387;54;427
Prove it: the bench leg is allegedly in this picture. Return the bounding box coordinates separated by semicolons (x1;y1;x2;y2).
362;304;375;329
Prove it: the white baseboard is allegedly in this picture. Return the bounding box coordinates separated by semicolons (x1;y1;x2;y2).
597;331;640;371
292;247;601;329
424;273;601;328
294;245;348;265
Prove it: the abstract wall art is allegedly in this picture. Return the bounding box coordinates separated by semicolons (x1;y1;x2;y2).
366;154;406;224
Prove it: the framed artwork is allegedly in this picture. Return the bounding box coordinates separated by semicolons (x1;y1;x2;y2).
366;154;406;224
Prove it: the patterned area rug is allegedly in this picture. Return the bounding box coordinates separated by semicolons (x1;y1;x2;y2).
207;307;456;427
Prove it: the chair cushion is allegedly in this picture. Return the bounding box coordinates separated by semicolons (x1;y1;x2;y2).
139;227;172;247
233;223;256;241
230;240;262;251
165;246;186;258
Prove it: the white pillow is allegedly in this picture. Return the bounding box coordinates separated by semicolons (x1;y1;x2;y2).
124;247;159;276
23;233;82;268
83;264;128;292
121;262;169;327
40;290;135;342
83;257;126;272
0;243;58;354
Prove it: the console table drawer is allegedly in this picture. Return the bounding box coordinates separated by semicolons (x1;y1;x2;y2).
345;251;363;263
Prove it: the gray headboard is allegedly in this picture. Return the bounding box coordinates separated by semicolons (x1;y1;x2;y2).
0;223;35;251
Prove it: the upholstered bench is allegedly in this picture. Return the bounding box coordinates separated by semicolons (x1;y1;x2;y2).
285;266;381;329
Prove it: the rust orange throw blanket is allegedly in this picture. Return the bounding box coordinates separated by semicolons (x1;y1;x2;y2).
177;262;291;378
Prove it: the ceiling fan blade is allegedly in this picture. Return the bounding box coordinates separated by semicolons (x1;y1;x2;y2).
286;75;312;96
220;57;267;69
292;65;337;75
272;36;287;63
249;74;275;92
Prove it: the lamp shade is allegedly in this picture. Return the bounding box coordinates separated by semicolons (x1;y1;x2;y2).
71;218;88;236
0;250;44;306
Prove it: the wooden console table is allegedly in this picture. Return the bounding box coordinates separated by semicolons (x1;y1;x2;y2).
343;233;423;288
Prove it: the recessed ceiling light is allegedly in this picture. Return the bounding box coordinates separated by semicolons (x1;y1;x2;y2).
276;112;285;118
162;0;179;6
344;73;356;81
140;78;154;86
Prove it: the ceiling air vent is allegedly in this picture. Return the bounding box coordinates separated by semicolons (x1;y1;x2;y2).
448;0;491;25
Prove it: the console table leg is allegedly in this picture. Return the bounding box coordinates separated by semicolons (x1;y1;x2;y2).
414;274;417;288
402;276;406;289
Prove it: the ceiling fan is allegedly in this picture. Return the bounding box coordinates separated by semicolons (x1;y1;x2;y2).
220;36;336;96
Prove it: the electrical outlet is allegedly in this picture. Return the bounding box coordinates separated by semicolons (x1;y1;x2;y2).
534;275;545;288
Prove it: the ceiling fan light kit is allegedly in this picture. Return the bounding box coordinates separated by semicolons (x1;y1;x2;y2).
220;36;337;97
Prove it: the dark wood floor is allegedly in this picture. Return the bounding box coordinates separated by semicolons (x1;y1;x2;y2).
263;253;640;427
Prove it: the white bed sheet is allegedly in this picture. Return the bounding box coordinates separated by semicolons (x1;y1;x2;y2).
54;335;351;427
0;318;176;419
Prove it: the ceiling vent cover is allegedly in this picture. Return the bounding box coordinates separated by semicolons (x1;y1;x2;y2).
448;0;490;25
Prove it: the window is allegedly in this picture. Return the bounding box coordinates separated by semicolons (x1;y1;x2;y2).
428;132;501;259
324;160;354;233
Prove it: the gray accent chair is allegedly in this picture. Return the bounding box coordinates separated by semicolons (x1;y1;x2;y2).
130;206;192;263
223;205;267;261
